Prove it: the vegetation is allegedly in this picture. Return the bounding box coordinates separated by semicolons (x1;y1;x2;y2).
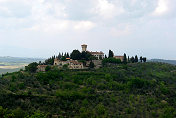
1;62;176;117
70;50;96;61
108;50;114;58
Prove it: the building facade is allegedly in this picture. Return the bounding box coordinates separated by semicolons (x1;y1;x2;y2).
54;58;84;69
114;56;124;61
37;65;47;72
81;44;104;60
90;51;104;60
81;44;87;52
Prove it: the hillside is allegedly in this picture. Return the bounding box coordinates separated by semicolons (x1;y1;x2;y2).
0;62;176;117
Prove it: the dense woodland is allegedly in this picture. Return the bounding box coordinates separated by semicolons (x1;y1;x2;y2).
0;62;176;117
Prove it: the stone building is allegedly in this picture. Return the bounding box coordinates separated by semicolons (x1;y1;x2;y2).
90;51;104;60
81;44;104;60
92;60;102;69
37;65;47;72
52;44;104;69
69;60;84;69
114;56;124;62
54;58;69;67
54;58;84;69
81;44;87;52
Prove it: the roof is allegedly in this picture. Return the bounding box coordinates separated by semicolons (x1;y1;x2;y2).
90;51;104;55
81;44;87;46
114;56;124;59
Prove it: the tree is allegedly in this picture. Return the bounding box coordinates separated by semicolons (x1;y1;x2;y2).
123;53;127;64
61;56;67;61
89;61;95;68
140;56;143;62
70;50;81;60
108;50;114;58
45;66;51;72
44;57;55;65
28;112;46;118
81;51;93;61
105;55;107;58
0;106;7;118
102;57;121;66
66;53;70;58
135;55;138;63
143;57;147;62
130;56;135;63
58;53;62;59
12;107;25;118
26;62;38;73
128;56;130;62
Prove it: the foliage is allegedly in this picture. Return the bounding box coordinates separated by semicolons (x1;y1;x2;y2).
123;53;127;64
45;66;51;72
108;50;114;58
135;55;138;63
89;61;95;68
0;62;176;117
102;57;121;65
25;62;38;73
70;50;96;61
70;50;81;60
143;57;147;62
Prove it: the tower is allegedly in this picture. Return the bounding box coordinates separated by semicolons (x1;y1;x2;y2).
81;44;87;52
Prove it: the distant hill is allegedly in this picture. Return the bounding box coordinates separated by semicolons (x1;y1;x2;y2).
0;68;21;75
0;56;45;64
0;56;45;74
149;59;176;65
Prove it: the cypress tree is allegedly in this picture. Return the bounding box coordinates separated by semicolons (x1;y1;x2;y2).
128;56;130;62
66;53;70;58
108;50;114;58
142;57;147;62
123;53;127;64
130;56;135;63
140;56;143;62
64;53;67;57
58;53;62;59
135;55;138;63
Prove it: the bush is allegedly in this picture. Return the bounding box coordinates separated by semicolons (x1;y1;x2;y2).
127;77;150;89
102;57;121;65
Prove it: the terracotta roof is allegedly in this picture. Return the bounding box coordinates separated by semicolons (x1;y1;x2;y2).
90;51;104;55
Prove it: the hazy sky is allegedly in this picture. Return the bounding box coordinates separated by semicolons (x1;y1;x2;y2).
0;0;176;59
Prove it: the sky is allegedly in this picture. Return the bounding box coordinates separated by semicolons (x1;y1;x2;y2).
0;0;176;59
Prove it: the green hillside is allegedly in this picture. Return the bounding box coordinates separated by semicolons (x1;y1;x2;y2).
0;62;176;117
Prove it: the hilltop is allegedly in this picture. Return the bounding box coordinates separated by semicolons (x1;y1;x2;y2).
0;62;176;117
